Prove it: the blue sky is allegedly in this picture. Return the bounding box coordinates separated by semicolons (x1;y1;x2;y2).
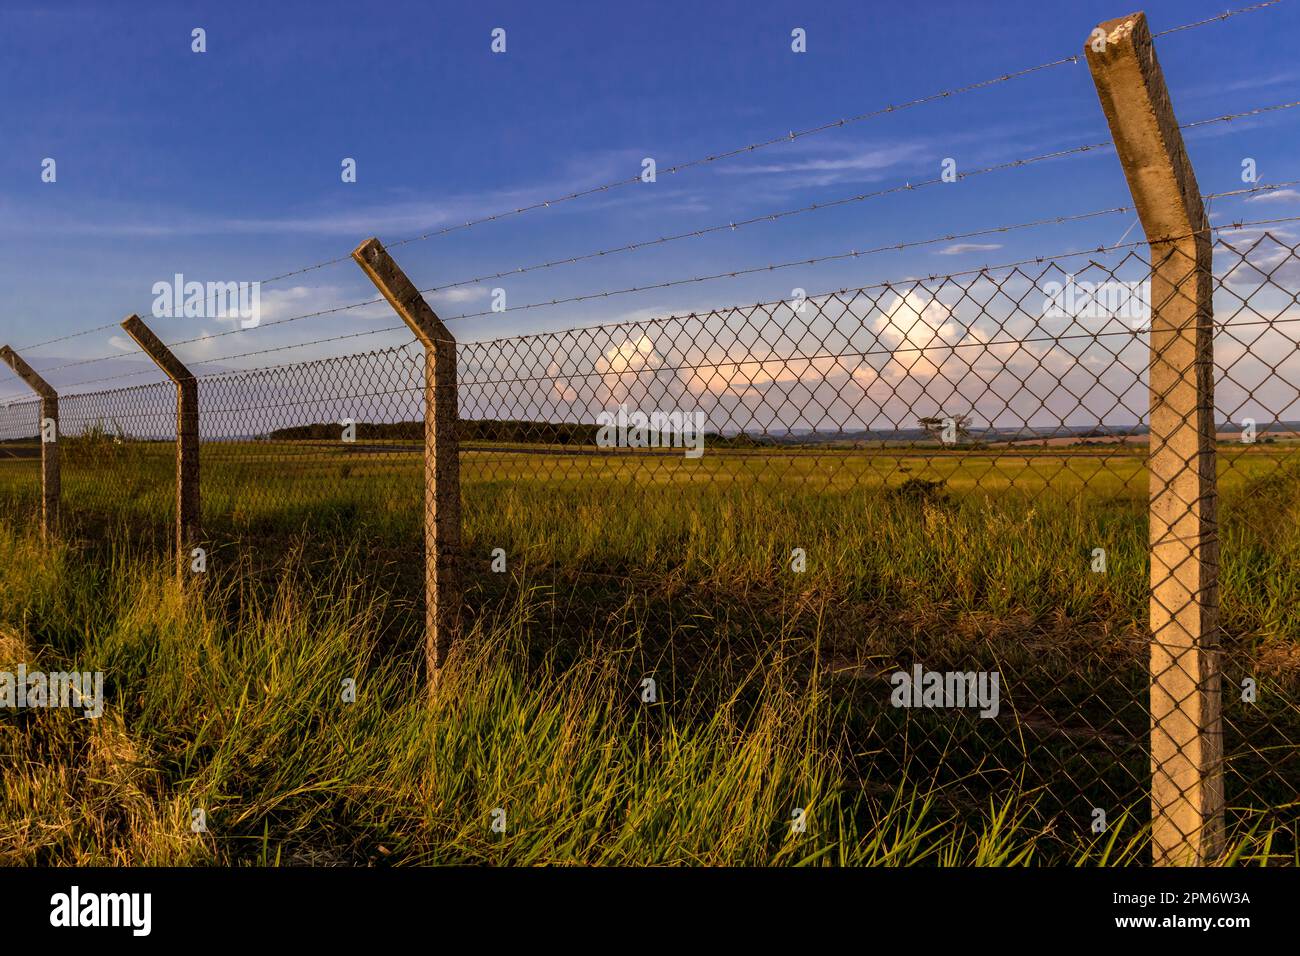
1;0;1298;400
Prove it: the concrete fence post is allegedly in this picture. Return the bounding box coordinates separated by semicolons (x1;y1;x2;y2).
351;237;462;693
1086;11;1222;865
120;315;201;582
0;346;60;538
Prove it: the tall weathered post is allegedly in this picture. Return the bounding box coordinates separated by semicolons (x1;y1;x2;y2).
351;237;462;693
0;346;60;538
1086;11;1222;865
120;315;201;582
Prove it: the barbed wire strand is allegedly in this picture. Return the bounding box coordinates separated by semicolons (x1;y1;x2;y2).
4;0;1283;355
19;138;1131;379
414;177;1300;297
20;212;1295;401
16;176;1300;394
379;1;1283;256
33;96;1300;386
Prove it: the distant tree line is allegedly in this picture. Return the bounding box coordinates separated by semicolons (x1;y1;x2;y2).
265;419;775;447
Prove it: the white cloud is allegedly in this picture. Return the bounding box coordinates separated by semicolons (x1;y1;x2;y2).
718;144;923;176
871;291;964;379
714;141;926;188
1;151;643;241
428;286;490;305
936;242;1004;256
1245;188;1300;204
255;285;390;325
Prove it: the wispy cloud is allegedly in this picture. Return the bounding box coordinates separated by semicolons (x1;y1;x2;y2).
936;242;1003;256
0;150;647;242
429;286;490;305
714;141;927;189
1184;70;1300;100
1246;188;1300;204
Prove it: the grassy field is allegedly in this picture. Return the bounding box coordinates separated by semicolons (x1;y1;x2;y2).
0;436;1297;864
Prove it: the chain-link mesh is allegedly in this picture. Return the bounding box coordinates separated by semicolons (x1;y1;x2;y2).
0;234;1296;859
0;399;40;522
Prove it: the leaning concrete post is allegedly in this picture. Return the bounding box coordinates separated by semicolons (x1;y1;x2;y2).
120;315;201;582
351;238;462;692
1086;11;1222;865
0;346;60;538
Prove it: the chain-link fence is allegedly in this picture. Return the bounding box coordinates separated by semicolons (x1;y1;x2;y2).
1;232;1297;859
0;7;1294;864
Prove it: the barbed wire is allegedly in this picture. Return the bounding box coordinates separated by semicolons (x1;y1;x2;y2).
146;101;1300;351
4;0;1282;356
448;215;1300;346
1151;0;1285;36
35;96;1297;386
17;212;1295;401
41;327;419;393
403;163;1299;331
14;177;1300;396
378;1;1282;255
1181;98;1300;130
27;299;392;377
9;321;126;354
10;137;1128;380
413;176;1300;299
428;197;1293;332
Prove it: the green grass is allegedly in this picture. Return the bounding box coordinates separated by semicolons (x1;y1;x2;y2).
6;438;1297;634
0;524;1291;866
0;439;1297;864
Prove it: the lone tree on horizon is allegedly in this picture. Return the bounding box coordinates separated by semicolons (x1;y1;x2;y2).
918;412;973;444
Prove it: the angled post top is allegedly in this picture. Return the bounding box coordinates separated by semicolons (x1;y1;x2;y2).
121;314;196;385
352;237;456;348
0;345;58;400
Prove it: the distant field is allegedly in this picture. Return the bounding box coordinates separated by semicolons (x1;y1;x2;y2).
1;438;1297;624
0;439;1297;626
1;436;1297;861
